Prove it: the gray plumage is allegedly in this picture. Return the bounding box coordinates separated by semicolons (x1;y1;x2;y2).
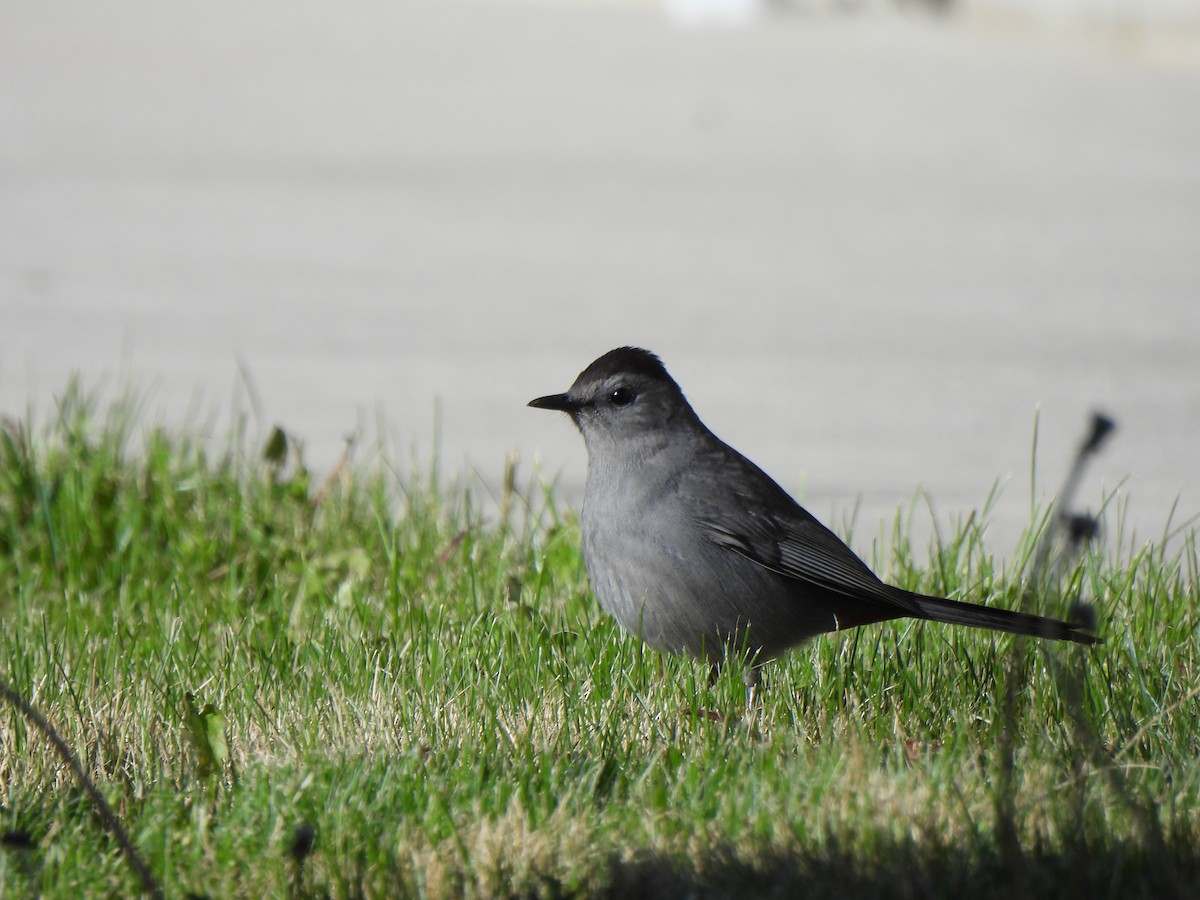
529;347;1098;677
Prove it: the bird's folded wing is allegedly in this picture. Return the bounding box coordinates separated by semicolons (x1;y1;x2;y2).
695;509;898;604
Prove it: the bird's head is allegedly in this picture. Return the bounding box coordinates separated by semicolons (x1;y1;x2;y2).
528;347;700;456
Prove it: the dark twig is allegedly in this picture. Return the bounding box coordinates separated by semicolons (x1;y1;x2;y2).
996;411;1115;886
1030;412;1116;585
0;675;164;900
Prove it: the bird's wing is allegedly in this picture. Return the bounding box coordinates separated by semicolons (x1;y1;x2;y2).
695;505;895;603
681;441;909;608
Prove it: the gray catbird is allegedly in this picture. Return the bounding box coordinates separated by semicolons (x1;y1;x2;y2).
529;347;1099;693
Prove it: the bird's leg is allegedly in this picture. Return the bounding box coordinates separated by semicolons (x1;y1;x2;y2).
699;660;762;727
680;662;727;722
738;664;764;736
744;665;762;713
707;662;721;687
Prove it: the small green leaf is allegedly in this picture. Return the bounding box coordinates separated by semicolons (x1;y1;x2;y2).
263;426;288;466
184;692;229;782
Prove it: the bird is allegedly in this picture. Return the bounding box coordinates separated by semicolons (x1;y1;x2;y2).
528;347;1099;699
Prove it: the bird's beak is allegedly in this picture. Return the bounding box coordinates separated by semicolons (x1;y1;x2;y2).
528;393;580;413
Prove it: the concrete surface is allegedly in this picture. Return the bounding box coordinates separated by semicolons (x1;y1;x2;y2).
2;0;1198;559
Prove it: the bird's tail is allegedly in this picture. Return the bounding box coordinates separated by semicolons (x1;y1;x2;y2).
898;589;1101;645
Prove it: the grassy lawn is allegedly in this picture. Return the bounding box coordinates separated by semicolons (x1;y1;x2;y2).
0;383;1197;898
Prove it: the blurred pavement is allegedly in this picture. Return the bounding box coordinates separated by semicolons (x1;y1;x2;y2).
2;0;1198;557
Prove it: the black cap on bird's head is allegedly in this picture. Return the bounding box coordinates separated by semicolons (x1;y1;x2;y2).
576;347;671;385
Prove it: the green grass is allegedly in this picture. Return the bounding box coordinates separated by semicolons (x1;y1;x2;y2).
1;381;1197;898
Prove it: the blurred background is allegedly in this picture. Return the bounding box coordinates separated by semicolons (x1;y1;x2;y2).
2;0;1198;556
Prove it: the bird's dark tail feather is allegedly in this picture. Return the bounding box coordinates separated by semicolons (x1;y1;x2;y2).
900;590;1101;645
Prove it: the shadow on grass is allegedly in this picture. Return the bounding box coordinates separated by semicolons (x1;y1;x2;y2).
603;832;1199;900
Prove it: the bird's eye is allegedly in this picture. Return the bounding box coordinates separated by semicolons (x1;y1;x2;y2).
609;386;635;407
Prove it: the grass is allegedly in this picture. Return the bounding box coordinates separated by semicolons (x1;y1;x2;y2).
0;380;1197;898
